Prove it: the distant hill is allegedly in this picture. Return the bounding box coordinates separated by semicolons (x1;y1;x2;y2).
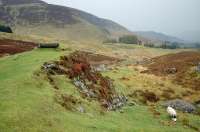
0;0;131;41
135;31;186;44
177;30;200;43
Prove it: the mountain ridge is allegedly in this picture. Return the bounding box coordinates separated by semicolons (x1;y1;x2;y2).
135;31;186;44
0;0;131;41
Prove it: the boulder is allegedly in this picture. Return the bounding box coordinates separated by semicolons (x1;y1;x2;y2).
197;62;200;73
162;99;196;113
165;67;177;74
94;64;107;72
42;62;56;69
77;106;85;113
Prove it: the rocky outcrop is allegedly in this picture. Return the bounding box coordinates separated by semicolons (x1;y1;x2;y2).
162;99;196;113
42;51;127;111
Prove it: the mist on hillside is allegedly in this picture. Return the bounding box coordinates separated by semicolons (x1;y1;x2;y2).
44;0;200;42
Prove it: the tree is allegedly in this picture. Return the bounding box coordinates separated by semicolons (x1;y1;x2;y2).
103;39;118;44
119;35;138;44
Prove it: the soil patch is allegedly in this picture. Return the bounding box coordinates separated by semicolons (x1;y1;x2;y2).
0;39;37;57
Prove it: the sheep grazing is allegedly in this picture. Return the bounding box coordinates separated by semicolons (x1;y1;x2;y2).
167;106;177;122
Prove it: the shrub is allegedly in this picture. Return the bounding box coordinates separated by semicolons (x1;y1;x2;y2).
0;25;13;33
103;39;118;44
144;43;155;48
194;43;200;48
159;42;180;49
119;35;138;44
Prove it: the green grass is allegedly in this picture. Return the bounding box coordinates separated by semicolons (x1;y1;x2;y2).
0;47;199;132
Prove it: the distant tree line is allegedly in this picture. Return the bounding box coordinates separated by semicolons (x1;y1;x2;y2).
118;35;138;44
103;35;200;50
0;25;13;33
144;41;180;49
103;35;138;44
194;43;200;49
159;41;180;49
103;39;118;44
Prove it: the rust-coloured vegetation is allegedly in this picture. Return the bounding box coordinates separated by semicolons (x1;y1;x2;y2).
43;51;127;110
143;51;200;91
0;39;37;57
128;90;159;104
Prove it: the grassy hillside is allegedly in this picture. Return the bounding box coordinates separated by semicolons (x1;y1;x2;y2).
135;31;185;44
0;0;131;41
0;39;199;131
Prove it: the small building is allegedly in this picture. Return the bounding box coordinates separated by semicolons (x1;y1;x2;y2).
38;43;59;48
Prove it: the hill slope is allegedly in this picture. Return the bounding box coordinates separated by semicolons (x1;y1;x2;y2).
0;0;131;41
0;40;199;131
135;31;186;44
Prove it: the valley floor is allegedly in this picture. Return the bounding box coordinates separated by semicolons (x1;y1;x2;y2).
0;38;199;132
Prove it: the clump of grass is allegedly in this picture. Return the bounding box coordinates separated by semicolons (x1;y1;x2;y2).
128;90;160;104
161;88;176;100
55;93;80;111
181;117;199;131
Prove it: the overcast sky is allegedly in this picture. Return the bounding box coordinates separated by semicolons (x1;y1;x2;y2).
43;0;200;41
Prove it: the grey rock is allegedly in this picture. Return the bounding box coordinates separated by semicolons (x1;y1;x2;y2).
197;62;200;73
107;95;127;110
95;64;108;72
165;67;177;74
162;99;196;113
43;62;56;69
73;79;96;98
73;78;128;111
73;79;87;91
77;106;85;113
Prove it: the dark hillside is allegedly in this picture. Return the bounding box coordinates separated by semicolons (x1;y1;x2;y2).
0;0;131;40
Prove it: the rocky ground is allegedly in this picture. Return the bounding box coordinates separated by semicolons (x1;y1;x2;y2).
42;51;127;111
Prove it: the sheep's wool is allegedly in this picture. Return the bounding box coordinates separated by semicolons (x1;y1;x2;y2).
167;106;177;118
167;106;176;116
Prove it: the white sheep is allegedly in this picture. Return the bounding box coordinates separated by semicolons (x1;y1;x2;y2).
167;106;177;122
